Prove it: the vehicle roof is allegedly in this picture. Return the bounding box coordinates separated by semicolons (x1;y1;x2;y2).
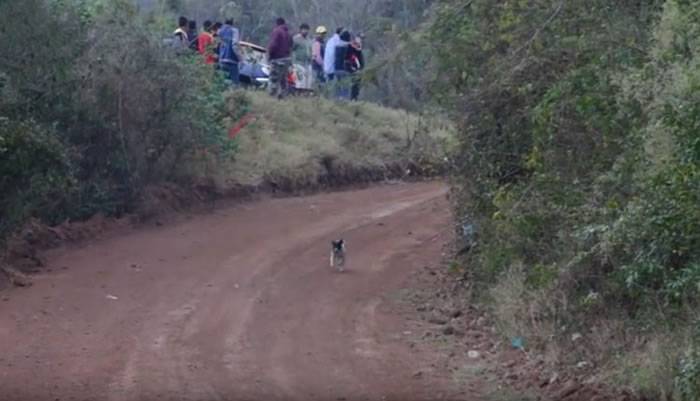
239;41;266;53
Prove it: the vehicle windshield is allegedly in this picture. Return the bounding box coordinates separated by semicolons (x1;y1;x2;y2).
240;42;268;65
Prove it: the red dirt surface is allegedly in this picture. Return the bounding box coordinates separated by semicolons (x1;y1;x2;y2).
0;182;480;401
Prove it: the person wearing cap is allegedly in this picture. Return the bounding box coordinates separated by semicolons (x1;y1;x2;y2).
312;26;327;84
292;23;313;91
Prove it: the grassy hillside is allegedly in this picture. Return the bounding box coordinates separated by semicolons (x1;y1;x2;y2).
219;92;454;190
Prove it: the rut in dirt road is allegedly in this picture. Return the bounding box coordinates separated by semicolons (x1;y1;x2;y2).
0;182;472;401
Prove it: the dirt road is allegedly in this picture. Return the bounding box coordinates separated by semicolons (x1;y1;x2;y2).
0;182;472;401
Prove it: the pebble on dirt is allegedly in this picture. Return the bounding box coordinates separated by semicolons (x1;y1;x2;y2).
549;372;560;384
556;380;582;400
503;360;517;369
428;313;448;325
2;267;32;287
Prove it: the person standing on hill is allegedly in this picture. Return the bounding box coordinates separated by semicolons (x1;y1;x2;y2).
312;26;327;84
219;18;241;85
348;35;365;100
172;16;190;53
292;23;313;91
212;21;223;35
323;27;343;81
333;30;352;99
267;17;293;99
187;20;198;51
212;21;223;66
198;20;217;65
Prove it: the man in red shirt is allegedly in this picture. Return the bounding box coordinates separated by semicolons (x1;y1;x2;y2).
197;20;217;65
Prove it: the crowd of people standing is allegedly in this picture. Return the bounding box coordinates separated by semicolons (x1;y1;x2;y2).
170;16;365;101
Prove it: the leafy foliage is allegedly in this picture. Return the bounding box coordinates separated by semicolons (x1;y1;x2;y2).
431;0;699;397
0;0;235;240
0;118;77;233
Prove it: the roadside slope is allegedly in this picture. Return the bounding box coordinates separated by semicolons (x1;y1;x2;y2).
215;92;454;189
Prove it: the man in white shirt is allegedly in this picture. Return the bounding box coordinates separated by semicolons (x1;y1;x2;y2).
323;27;343;81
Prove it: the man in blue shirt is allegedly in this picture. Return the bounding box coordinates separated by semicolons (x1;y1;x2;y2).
218;18;241;85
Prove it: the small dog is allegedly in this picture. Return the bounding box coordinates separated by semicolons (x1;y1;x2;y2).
330;240;346;272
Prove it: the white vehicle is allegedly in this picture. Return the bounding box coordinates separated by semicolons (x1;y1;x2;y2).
238;41;270;87
238;41;307;91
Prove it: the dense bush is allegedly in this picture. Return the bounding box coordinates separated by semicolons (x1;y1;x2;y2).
0;118;77;233
430;0;699;397
605;0;700;310
0;0;234;241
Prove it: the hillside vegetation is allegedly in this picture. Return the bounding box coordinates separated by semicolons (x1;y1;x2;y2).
222;92;452;189
1;0;231;240
428;0;700;398
0;0;451;249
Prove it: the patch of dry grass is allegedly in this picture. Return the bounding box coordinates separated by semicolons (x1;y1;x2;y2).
488;265;700;401
217;91;455;188
489;265;568;353
605;320;700;401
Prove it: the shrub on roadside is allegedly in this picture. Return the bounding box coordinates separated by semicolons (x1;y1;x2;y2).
0;118;77;235
0;0;235;242
676;337;700;401
431;0;699;397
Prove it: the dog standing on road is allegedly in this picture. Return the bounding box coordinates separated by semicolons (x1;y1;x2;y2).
330;240;346;272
